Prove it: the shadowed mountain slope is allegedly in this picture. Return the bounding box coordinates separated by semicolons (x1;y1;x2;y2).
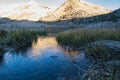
75;8;120;24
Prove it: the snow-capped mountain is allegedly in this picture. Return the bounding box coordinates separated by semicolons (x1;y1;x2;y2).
40;0;111;21
0;0;52;21
0;0;111;22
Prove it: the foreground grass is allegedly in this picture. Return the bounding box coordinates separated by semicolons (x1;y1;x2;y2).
81;63;120;80
56;28;120;48
0;29;46;50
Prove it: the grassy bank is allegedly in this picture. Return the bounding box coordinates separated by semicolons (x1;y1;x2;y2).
56;28;120;47
56;28;120;61
0;29;46;50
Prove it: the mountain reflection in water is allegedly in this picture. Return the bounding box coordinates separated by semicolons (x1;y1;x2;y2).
0;37;90;80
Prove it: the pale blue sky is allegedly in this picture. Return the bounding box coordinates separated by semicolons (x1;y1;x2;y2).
0;0;119;10
85;0;120;10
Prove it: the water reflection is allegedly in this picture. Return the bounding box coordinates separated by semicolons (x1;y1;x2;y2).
0;48;6;66
60;47;80;63
0;53;5;66
61;47;79;56
28;37;59;57
0;37;90;80
29;37;81;59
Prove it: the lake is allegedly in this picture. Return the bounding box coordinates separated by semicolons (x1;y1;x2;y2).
0;37;90;80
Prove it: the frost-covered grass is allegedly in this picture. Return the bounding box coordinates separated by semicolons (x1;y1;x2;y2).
45;26;77;34
85;44;120;61
81;63;120;80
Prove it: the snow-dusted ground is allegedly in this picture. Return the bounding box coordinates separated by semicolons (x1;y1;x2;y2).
0;20;49;30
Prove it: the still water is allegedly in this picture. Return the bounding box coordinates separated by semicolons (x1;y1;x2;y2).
0;37;90;80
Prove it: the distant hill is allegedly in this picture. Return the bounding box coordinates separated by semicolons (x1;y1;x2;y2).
74;8;120;24
40;0;111;22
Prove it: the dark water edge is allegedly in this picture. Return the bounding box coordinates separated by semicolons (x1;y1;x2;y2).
0;37;91;80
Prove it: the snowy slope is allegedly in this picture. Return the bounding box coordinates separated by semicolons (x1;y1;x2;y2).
40;0;111;21
0;0;52;21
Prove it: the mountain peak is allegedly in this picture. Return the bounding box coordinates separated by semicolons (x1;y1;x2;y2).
68;0;80;2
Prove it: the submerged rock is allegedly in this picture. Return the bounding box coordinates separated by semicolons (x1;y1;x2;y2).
50;55;58;58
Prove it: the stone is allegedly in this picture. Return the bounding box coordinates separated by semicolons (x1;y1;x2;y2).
91;40;120;52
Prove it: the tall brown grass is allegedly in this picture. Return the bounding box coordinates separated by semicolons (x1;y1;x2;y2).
56;28;120;48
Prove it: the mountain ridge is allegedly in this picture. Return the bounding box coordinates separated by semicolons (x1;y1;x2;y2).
39;0;111;21
0;0;111;21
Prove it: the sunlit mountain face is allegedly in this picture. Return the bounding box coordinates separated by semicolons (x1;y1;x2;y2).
40;0;111;21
